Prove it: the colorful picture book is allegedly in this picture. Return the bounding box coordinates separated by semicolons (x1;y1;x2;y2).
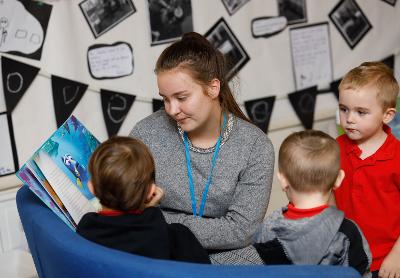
16;115;101;230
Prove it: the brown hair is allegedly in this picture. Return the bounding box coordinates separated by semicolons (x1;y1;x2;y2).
155;32;250;122
88;136;155;211
339;61;399;110
278;130;340;193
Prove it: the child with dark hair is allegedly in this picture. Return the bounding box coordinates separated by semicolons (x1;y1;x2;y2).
77;136;210;264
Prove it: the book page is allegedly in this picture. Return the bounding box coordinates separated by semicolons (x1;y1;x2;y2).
34;150;96;224
25;160;76;226
16;164;76;230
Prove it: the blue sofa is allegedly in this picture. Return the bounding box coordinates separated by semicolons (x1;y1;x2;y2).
16;186;360;278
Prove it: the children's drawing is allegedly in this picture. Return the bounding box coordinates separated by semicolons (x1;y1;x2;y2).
0;0;52;60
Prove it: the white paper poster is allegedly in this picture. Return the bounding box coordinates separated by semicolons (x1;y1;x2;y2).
290;22;333;90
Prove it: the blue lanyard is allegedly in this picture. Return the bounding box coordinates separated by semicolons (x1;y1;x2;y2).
183;114;227;217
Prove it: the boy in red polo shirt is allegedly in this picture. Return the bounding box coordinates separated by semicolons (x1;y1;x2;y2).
335;62;400;278
76;136;210;264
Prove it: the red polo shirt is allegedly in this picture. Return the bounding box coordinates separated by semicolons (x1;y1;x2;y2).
335;126;400;271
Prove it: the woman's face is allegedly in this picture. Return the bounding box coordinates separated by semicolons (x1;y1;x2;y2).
157;69;218;134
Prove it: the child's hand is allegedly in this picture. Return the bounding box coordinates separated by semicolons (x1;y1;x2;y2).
144;186;164;208
379;248;400;278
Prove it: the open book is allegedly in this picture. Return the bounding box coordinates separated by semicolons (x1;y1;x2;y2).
16;115;101;230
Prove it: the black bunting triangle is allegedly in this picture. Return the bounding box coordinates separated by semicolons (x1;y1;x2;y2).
51;75;88;128
100;89;136;138
288;86;317;130
1;56;40;112
330;79;342;100
152;98;164;112
382;55;395;70
244;96;276;134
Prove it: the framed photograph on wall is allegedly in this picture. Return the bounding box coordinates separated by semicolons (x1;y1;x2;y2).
221;0;250;16
148;0;193;46
79;0;136;38
277;0;307;25
205;18;250;80
329;0;372;49
381;0;397;6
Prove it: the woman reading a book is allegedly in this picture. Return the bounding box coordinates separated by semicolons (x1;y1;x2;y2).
129;32;274;263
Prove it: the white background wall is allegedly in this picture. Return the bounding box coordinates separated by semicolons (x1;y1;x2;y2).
1;0;400;213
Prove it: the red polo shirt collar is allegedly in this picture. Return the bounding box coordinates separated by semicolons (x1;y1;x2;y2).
343;125;396;162
284;203;329;220
98;209;143;216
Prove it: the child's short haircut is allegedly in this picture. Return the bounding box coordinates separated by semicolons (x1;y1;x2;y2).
339;61;399;110
89;136;155;211
278;130;340;193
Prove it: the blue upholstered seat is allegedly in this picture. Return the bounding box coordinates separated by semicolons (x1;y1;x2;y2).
16;185;360;278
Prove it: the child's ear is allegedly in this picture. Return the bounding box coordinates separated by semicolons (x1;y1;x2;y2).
207;78;221;99
146;183;156;202
383;108;396;124
88;180;96;195
277;171;290;192
333;170;345;190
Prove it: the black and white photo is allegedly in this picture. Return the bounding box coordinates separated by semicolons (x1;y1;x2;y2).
79;0;136;38
329;0;372;49
221;0;250;16
148;0;193;46
278;0;307;25
205;18;250;80
381;0;397;6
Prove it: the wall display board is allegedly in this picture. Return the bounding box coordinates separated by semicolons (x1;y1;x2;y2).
0;1;399;190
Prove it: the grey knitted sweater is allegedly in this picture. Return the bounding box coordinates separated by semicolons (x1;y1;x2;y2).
130;110;274;250
253;206;372;276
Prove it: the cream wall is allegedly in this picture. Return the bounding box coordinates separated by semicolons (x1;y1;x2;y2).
1;0;400;214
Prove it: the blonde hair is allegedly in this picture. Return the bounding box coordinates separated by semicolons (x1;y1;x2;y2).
339;61;399;110
278;130;340;193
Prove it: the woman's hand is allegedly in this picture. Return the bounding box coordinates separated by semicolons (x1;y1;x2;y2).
144;186;165;208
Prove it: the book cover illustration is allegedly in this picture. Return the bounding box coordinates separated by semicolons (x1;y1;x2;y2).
37;115;97;200
17;115;101;229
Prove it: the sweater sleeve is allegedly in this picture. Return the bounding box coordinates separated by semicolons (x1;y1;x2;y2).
163;134;274;250
339;218;372;276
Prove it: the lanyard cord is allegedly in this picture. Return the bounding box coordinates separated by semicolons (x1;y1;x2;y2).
183;113;227;217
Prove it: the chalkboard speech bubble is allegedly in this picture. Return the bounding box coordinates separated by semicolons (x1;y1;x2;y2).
251;16;287;38
87;42;133;80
